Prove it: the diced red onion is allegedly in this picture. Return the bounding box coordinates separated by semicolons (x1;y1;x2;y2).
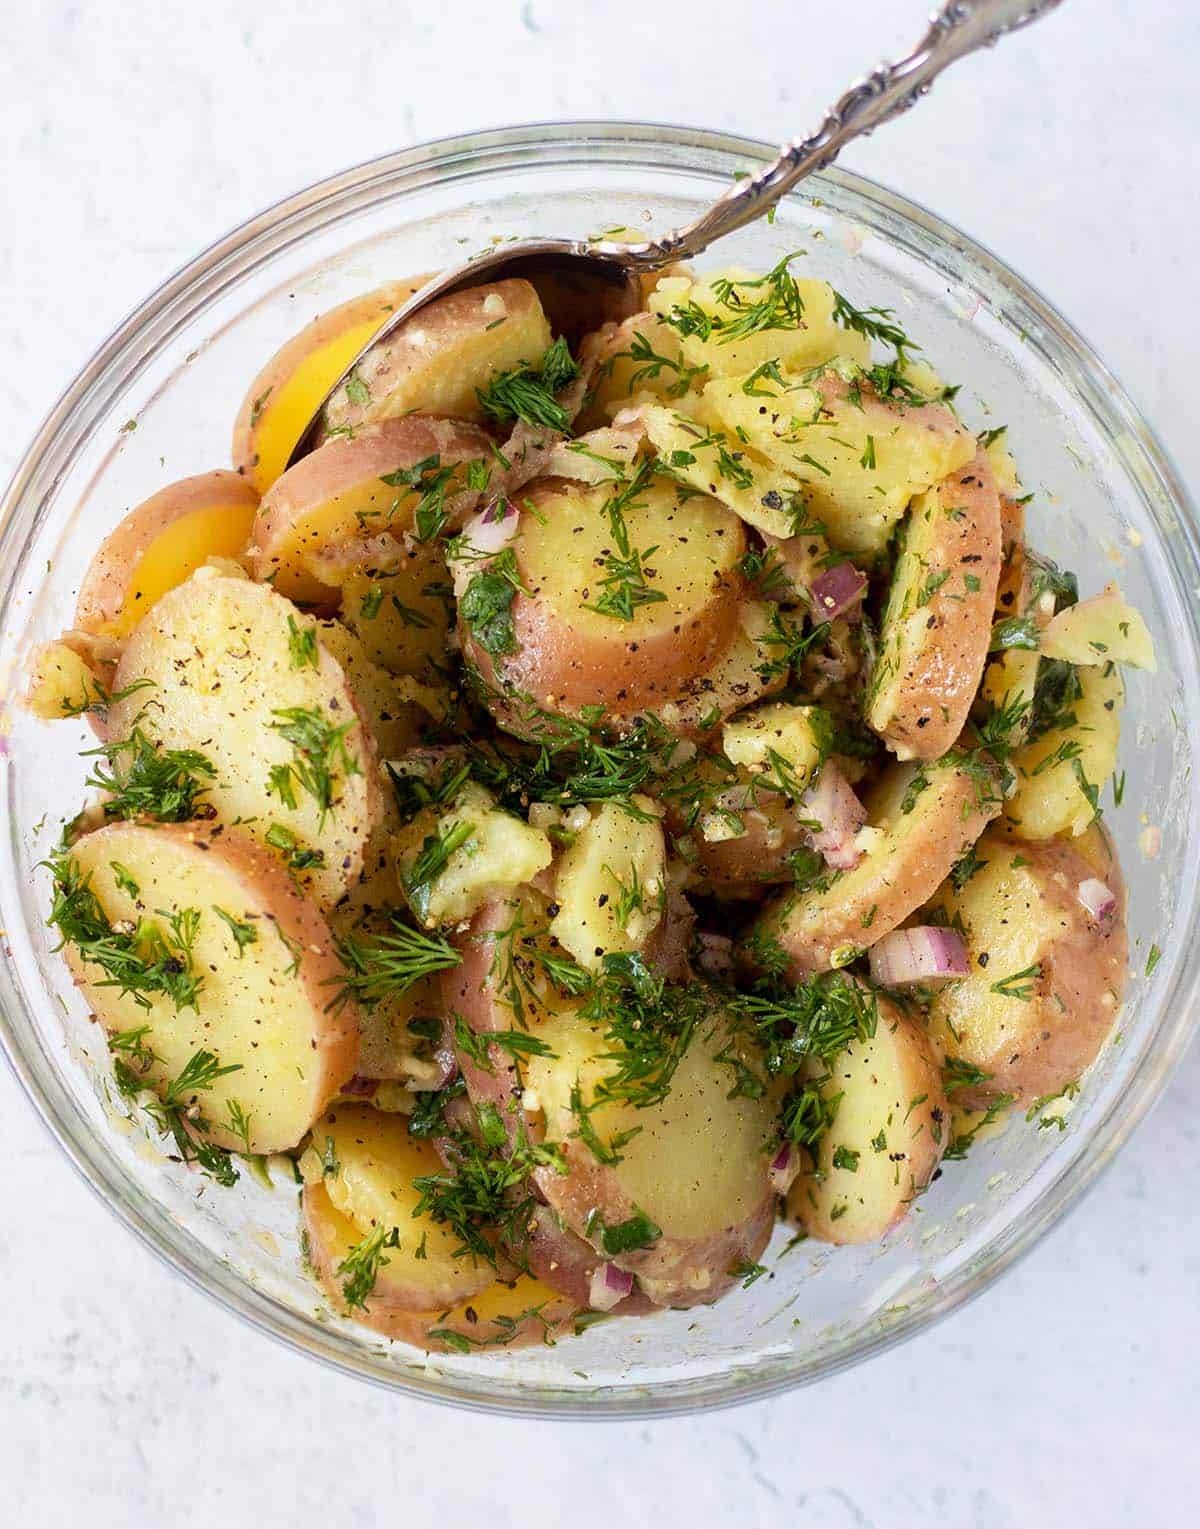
809;562;867;623
588;1261;635;1312
800;762;867;870
1077;877;1116;921
868;926;970;987
342;1075;378;1099
768;1142;801;1196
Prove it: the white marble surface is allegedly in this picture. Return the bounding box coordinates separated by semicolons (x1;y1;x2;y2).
2;2;1198;1524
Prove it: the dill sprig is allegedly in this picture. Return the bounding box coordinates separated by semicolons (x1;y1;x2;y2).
476;337;580;433
83;728;216;823
46;853;205;1012
379;453;459;542
663;253;808;345
337;1224;402;1310
330;909;461;1011
266;706;361;827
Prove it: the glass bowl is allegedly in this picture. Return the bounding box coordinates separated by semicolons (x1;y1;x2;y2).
1;122;1197;1418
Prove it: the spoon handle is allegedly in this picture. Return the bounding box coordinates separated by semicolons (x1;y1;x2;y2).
607;0;1065;267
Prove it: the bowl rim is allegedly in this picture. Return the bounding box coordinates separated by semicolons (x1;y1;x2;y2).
3;117;1198;1419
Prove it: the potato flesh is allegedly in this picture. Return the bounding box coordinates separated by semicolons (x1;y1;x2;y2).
527;1010;775;1242
322;279;552;432
107;500;257;638
24;641;101;719
66;823;354;1153
648;369;975;553
647;270;870;380
722;702;827;792
516;478;744;649
315;1105;493;1307
786;1005;946;1245
549;798;667;969
392;783;553;927
108;571;380;908
1039;585;1156;671
338;543;452;680
315;619;435;759
1005;663;1123;839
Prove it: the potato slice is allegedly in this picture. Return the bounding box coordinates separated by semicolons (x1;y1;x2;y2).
576;311;701;429
866;453;1002;760
233;278;427;495
320;279;552;437
62;821;357;1152
23;637;109;720
315;619;440;759
723;702;829;793
391;782;553;929
550;798;667;970
646;268;870;380
304;1188;579;1348
525;1007;777;1307
645;368;974;552
252;416;492;607
1039;583;1156;671
926;827;1128;1106
107;570;382;908
75;470;259;638
303;1105;493;1312
786;997;946;1245
756;750;1002;976
1005;662;1123;839
336;539;452;681
462;477;746;715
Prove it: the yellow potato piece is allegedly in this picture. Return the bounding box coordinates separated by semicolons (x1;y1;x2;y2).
1005;662;1123;838
549;797;667;969
722;702;828;793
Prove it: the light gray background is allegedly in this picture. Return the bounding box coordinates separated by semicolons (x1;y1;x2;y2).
2;3;1197;1525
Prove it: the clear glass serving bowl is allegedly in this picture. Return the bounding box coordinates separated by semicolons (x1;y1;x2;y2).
1;122;1197;1418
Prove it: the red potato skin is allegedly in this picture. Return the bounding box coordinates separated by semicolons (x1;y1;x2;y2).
66;821;359;1150
442;898;530;1124
667;793;808;895
870;453;1003;762
521;1205;658;1317
251;416;493;604
75;469;259;635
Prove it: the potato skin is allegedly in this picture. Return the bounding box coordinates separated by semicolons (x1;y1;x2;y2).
867;453;1002;761
65;820;358;1153
320;279;551;437
787;997;947;1245
232;278;428;494
522;1205;657;1316
926;826;1128;1107
757;753;1002;977
252;415;492;607
75;469;259;638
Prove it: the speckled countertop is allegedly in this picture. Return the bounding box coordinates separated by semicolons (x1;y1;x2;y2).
2;3;1198;1525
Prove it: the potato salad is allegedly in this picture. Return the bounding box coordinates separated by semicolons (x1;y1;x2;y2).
26;253;1155;1352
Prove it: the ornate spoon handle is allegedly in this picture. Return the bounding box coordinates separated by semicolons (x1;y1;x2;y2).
605;0;1065;267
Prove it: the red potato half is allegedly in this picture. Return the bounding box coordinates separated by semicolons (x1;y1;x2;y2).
926;826;1128;1107
755;750;1002;977
474;477;747;712
320;279;552;438
252;415;492;607
75;470;260;639
524;1008;778;1308
107;570;383;908
786;997;947;1245
63;820;358;1153
302;1105;493;1312
304;1186;579;1350
866;453;1002;761
233;278;428;495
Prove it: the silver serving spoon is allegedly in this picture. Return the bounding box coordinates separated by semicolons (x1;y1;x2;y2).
288;0;1063;468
